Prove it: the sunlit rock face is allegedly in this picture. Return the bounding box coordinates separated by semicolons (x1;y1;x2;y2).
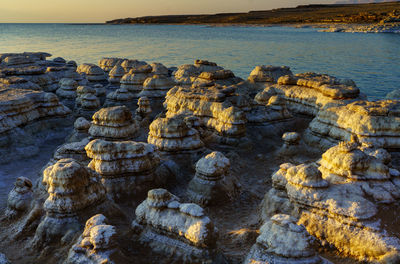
85;139;164;200
261;140;400;262
248;65;293;84
89;106;138;141
187;151;239;206
32;158;107;248
254;71;363;116
132;189;218;263
107;64;125;89
148;114;204;154
120;59;148;73
248;94;293;125
5;177;33;220
120;65;153;96
173;60;242;87
277;132;301;157
99;57;125;72
74;86;100;119
77;63;107;83
139;74;175;98
65;214;125;264
0;52;66;92
0;76;41;91
0;88;71;163
164;84;247;144
150;62;169;76
245;214;330;264
64;69;88;87
306;100;400;150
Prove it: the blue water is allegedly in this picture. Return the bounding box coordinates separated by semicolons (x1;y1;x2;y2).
1;23;400;99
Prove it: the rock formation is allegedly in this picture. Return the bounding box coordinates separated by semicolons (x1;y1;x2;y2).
306;100;400;150
99;57;124;72
88;106;138;141
245;214;330;264
248;65;293;84
56;78;78;109
32;158;106;248
66;117;91;143
75;86;100;119
254;72;362;116
120;65;153;96
65;214;125;264
187;151;239;206
150;62;169;76
107;64;125;89
104;86;136;109
277;132;301;156
148;114;204;154
132;189;218;263
85;139;164;200
0;88;71;163
164;85;247;144
139;74;175;98
120;59;148;73
5;177;33;220
77;64;107;83
135;96;152;121
261;140;400;262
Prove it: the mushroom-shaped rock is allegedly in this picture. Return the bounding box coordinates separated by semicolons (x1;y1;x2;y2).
5;177;33;219
108;64;125;85
139;75;175;98
133;189;218;263
187;152;239;206
85;139;163;200
77;63;106;82
248;65;293;83
148;115;204;153
89;106;138;141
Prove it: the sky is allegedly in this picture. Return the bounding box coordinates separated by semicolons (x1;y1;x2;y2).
0;0;342;23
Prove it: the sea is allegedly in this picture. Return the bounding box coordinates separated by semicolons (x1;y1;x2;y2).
1;23;400;100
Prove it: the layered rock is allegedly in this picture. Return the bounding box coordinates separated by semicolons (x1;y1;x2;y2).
192;69;243;87
261;140;400;262
187;152;239;206
173;60;226;86
120;59;147;73
148;115;204;154
56;78;78;109
65;214;124;264
5;177;33;219
139;75;175;98
164;85;247;144
132;189;218;263
66;117;91;143
254;72;362;116
32;159;106;248
277;132;301;156
245;214;330;264
248;65;293;84
107;64;125;88
77;64;106;83
150;62;169;76
306;100;400;149
104;87;136;109
120;65;153;96
85;139;163;200
135;96;152;122
52;138;91;165
248;95;292;125
75;86;100;119
99;57;124;72
89;106;138;141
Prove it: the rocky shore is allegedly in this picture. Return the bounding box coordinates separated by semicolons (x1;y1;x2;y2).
1;52;400;263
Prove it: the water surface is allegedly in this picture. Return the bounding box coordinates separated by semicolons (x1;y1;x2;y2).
1;24;399;99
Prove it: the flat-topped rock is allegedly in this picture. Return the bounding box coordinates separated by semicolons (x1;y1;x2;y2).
306;100;400;149
248;65;293;83
77;63;106;82
89;106;138;141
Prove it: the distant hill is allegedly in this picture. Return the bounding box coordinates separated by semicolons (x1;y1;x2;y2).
106;1;400;25
335;0;397;4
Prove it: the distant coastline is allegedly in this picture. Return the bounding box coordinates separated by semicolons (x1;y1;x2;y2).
106;1;400;25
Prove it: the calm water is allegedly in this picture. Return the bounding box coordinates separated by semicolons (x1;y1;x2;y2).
1;23;400;99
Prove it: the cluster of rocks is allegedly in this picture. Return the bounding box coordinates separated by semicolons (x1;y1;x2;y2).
3;53;400;264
